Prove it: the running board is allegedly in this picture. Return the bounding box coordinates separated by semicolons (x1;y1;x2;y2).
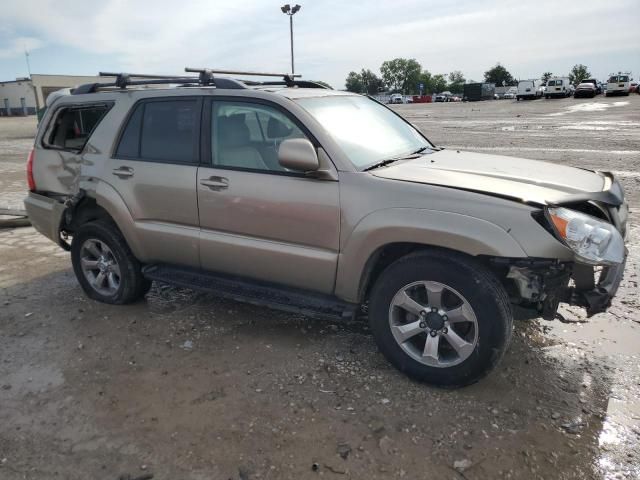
142;264;357;320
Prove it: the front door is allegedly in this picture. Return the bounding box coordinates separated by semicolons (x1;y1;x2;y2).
197;98;340;294
107;97;202;267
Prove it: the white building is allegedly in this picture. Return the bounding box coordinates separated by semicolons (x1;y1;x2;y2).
0;74;110;116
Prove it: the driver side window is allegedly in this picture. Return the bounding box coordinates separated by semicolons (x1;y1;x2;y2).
212;101;308;172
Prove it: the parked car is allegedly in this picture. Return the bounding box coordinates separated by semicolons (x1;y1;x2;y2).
24;69;629;387
503;87;517;100
581;78;602;94
545;77;572;98
629;81;638;93
389;93;404;104
434;91;453;102
574;82;597;98
516;80;544;100
606;73;631;96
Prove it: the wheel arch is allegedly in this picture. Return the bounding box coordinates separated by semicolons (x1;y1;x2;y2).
334;209;528;303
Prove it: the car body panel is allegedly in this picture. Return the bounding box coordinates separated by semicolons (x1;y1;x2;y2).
370;150;605;205
197;166;340;293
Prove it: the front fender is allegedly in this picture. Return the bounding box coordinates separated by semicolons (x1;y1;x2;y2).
334;208;527;302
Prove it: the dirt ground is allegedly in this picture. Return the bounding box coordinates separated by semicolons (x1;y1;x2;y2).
1;95;639;480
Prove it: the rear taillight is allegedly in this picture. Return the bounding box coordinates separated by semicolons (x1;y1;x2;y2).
27;148;36;192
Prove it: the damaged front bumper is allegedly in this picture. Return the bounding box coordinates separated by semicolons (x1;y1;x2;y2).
564;254;627;317
504;256;627;320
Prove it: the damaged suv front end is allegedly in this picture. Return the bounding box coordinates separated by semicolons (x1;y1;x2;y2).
503;173;628;319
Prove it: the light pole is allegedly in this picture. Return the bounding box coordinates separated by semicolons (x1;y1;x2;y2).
281;4;301;74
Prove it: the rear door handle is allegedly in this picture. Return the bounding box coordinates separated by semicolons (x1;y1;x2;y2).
112;167;134;178
200;176;229;190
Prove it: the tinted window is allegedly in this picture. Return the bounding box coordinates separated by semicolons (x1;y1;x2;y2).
116;104;143;157
212;101;308;172
48;104;109;151
140;100;198;163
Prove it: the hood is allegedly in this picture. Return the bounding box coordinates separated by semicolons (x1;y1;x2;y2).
372;149;606;206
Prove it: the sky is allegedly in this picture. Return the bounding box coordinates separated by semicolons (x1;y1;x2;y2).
1;0;639;89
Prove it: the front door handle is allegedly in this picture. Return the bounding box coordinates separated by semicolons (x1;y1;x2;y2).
112;167;134;178
200;176;229;191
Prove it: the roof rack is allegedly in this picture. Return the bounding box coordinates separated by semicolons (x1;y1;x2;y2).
71;68;328;95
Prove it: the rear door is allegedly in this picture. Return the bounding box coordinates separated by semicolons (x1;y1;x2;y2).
196;98;340;294
106;97;201;267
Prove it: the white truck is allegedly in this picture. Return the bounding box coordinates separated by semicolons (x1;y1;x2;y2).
545;77;571;98
605;73;631;96
517;79;544;100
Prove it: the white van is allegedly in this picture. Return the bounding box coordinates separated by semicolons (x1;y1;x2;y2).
517;79;543;100
605;73;631;96
545;77;571;98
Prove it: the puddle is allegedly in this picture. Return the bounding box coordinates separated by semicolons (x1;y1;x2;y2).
444;146;640;155
548;101;629;116
557;125;615;131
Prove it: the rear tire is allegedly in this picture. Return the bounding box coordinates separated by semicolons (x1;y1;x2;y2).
71;220;151;304
368;250;513;388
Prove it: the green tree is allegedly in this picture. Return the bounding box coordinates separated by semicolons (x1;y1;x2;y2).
484;63;515;86
418;70;433;94
345;71;364;93
568;64;591;85
541;72;553;83
359;69;384;95
431;74;448;93
447;70;466;94
380;58;422;94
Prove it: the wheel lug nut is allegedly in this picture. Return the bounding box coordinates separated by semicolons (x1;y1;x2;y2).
419;322;426;329
442;327;448;334
430;330;437;337
431;307;437;313
443;315;448;321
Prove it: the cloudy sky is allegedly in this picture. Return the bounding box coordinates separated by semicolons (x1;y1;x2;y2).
1;0;638;88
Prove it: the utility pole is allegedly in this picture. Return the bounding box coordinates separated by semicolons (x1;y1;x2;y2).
280;4;301;74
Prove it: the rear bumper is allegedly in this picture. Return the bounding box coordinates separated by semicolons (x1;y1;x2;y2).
23;192;66;247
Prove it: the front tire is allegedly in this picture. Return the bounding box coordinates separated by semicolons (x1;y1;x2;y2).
71;220;151;304
368;251;512;387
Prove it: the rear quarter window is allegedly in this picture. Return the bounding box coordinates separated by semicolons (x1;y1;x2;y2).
45;104;111;151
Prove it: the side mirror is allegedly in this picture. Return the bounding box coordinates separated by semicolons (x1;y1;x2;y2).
278;138;319;172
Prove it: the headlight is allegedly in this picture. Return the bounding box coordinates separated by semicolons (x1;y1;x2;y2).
547;207;624;265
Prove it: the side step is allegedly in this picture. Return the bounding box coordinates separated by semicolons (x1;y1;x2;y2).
142;264;358;320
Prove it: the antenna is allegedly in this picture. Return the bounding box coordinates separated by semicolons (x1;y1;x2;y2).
24;47;32;77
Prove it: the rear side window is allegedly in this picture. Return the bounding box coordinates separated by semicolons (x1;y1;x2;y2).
115;99;199;163
47;104;110;151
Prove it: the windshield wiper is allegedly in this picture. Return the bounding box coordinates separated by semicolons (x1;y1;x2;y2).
411;146;430;155
363;158;403;172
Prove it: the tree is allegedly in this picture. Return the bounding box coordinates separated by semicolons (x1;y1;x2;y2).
380;58;422;94
568;64;591;85
359;69;384;95
541;72;553;83
418;70;433;94
447;70;466;94
431;74;448;93
484;63;515;86
345;71;364;93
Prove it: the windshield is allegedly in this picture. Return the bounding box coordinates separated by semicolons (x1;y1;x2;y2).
609;76;629;83
296;95;432;169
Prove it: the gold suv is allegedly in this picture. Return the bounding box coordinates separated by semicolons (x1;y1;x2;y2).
24;69;628;386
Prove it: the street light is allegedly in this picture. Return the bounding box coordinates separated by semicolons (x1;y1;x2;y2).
281;4;301;74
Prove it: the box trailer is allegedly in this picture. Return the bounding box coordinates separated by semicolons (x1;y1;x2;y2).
463;83;496;101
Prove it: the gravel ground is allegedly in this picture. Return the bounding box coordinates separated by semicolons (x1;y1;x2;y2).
0;95;639;480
